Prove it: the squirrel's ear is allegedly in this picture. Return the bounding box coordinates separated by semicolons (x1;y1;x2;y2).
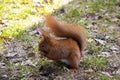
37;27;44;35
37;27;50;38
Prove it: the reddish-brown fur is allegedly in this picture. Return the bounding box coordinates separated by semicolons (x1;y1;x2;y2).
45;15;86;56
38;15;86;71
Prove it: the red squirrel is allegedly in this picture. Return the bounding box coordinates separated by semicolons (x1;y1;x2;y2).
38;15;86;71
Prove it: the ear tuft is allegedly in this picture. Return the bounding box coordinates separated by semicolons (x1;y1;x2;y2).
37;27;44;35
37;27;50;38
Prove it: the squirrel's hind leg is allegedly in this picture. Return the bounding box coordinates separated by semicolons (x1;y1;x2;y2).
68;53;80;73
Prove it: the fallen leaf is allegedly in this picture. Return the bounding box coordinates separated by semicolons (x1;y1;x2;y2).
116;2;120;7
0;19;4;25
116;68;120;76
101;71;112;77
99;52;111;57
111;17;119;22
5;53;18;59
84;69;94;73
22;59;36;66
110;46;119;51
0;62;6;68
29;30;38;35
95;39;106;45
88;38;94;43
28;52;35;57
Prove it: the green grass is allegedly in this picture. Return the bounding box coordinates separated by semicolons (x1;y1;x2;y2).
97;74;112;80
83;56;108;70
7;62;36;79
0;0;70;39
4;57;48;79
0;0;36;38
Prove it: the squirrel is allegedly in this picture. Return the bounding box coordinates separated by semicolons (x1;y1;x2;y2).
38;15;86;71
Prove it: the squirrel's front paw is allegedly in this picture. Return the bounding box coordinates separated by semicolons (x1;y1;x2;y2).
69;69;77;73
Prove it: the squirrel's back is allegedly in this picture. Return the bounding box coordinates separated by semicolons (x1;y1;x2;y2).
45;15;86;56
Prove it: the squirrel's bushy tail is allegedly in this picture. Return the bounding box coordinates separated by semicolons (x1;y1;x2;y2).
45;15;86;56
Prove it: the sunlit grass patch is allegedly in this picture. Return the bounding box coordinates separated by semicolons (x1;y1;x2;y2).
1;18;39;37
0;0;72;40
0;0;33;19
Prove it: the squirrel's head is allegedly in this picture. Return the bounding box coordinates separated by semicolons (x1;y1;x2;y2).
38;28;54;55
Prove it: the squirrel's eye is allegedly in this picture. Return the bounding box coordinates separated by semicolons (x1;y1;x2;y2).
41;45;44;48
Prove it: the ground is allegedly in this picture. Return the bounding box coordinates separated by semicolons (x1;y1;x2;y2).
0;0;120;80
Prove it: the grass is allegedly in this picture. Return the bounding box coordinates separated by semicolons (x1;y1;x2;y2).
97;73;113;80
0;0;71;38
0;0;37;38
7;62;36;79
83;56;108;70
3;57;49;79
